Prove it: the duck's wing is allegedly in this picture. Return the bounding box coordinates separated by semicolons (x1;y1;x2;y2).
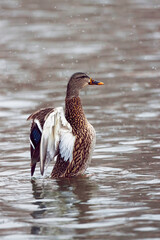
40;107;76;175
27;108;54;176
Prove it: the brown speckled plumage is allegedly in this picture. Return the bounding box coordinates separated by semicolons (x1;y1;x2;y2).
51;96;95;178
65;97;87;132
27;108;54;126
27;72;103;178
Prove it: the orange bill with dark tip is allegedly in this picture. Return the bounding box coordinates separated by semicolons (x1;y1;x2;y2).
89;78;104;85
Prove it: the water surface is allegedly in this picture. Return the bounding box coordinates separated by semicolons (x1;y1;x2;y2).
0;0;160;239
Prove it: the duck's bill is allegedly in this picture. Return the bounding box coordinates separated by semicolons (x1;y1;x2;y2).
89;78;104;85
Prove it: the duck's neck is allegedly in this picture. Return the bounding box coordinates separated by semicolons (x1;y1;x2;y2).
65;96;87;132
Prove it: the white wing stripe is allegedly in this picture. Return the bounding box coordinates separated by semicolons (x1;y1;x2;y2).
34;119;43;133
29;138;35;149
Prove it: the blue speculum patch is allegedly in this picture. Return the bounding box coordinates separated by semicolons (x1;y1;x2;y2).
30;126;41;148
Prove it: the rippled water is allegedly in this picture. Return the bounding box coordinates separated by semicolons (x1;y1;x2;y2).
0;0;160;239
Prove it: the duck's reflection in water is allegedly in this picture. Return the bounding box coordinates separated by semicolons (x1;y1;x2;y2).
30;176;98;237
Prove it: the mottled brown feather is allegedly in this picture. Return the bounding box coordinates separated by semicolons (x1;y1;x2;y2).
27;108;54;126
51;97;95;178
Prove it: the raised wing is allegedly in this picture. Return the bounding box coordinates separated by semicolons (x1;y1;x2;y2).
40;107;76;175
27;108;54;176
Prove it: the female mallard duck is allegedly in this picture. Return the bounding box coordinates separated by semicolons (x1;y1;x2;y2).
27;72;104;178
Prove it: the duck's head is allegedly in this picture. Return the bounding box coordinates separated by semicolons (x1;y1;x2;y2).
66;72;104;98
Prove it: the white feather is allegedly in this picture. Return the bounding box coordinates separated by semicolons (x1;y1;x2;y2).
34;119;43;133
40;107;76;175
29;138;35;149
